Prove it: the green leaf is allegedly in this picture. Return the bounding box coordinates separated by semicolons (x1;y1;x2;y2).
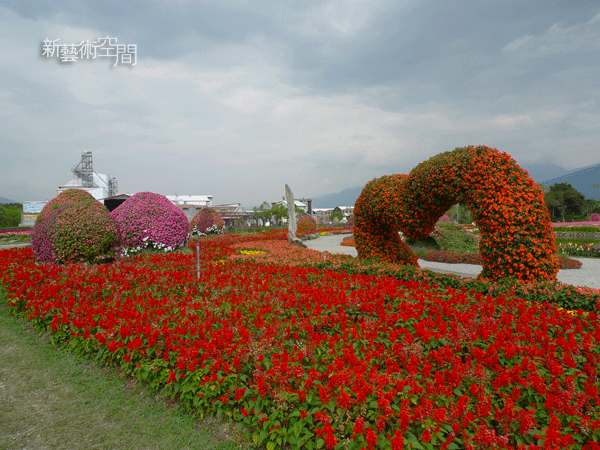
258;429;269;446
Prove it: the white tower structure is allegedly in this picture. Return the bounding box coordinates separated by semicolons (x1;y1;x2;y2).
57;151;118;200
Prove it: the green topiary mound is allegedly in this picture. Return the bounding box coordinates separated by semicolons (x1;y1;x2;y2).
190;208;225;237
297;214;317;233
31;189;119;264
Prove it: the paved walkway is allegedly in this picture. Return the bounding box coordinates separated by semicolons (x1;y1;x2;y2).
303;234;600;289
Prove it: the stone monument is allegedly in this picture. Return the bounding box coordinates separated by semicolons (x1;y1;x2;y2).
285;184;306;248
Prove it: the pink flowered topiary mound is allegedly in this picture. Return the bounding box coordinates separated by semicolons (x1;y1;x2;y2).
35;188;96;226
190;208;224;237
589;213;600;222
111;192;190;255
437;213;451;223
31;189;119;264
297;214;317;233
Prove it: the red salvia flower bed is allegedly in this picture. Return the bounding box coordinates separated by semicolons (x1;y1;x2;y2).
2;232;600;449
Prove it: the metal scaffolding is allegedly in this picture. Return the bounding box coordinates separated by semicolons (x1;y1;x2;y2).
72;151;95;187
109;177;118;196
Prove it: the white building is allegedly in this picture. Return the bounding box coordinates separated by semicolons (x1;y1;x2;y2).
166;195;213;207
337;206;354;216
272;199;308;213
57;172;113;200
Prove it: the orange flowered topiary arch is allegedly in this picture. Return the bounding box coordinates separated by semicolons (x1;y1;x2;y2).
354;145;559;281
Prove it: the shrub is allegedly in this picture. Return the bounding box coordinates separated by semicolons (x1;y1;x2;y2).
420;249;582;269
190;208;224;237
437;213;451;223
589;213;600;222
297;215;317;233
0;205;22;227
111;192;190;255
406;235;439;250
346;215;355;225
553;225;600;233
31;191;119;264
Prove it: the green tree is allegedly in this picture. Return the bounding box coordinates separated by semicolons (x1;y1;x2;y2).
252;201;272;226
330;210;343;222
0;205;21;227
537;183;550;194
0;206;8;227
544;183;585;222
545;190;565;222
270;204;288;226
581;198;600;220
294;205;305;221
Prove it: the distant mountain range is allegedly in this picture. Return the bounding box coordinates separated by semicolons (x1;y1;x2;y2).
531;163;600;201
311;162;600;208
0;196;17;204
311;186;364;209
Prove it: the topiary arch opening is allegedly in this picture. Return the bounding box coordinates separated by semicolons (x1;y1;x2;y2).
354;145;559;281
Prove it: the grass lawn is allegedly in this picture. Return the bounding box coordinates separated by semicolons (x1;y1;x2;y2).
0;296;251;450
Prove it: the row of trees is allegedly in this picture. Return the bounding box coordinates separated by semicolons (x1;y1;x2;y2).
443;183;600;224
251;202;347;227
251;202;307;227
0;203;22;228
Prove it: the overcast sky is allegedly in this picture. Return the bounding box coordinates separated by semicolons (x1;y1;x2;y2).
2;1;600;207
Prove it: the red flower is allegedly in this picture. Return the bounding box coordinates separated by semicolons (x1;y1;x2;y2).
365;427;378;448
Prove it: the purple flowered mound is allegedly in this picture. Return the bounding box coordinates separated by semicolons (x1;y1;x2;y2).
589;213;600;222
31;208;59;263
31;195;120;264
190;208;224;236
437;214;451;223
111;192;190;253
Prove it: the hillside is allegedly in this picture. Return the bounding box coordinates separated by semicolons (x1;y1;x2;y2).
537;163;600;201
